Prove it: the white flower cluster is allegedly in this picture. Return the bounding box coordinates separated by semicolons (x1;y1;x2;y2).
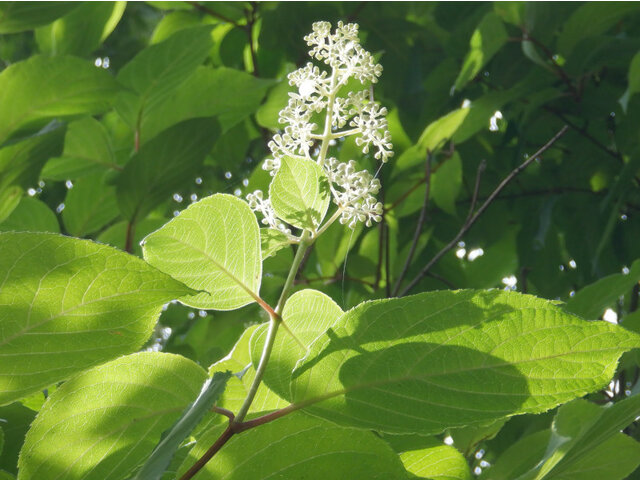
246;190;293;238
251;21;392;231
324;158;382;227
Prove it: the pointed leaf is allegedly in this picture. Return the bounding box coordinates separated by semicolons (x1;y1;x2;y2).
0;56;119;144
291;290;640;434
0;232;193;405
565;259;640;319
35;2;125;57
142;193;262;310
453;13;508;92
18;353;208;480
179;413;407;479
269;156;330;230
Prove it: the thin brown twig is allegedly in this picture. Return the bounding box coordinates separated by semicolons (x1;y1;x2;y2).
211;406;235;420
400;126;569;297
392;151;433;296
179;424;234;480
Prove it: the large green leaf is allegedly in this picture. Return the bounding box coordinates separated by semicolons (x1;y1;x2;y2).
18;352;208;480
41;116;119;181
142;193;262;310
250;289;343;400
290;290;640;434
565;259;640;319
116;118;218;222
0;197;59;233
0;2;78;33
0;56;119;144
133;66;275;142
269;157;330;231
62;173;119;237
179;413;407;479
132;371;231;480
0;232;193;405
35;2;126;57
115;25;213;143
453;13;508;92
0;403;36;474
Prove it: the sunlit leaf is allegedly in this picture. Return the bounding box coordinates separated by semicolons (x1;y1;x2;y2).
0;232;193;405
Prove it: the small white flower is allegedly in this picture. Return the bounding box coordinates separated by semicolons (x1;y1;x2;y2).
257;21;393;228
246;190;294;237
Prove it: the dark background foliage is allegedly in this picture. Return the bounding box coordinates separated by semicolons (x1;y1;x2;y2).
0;2;639;477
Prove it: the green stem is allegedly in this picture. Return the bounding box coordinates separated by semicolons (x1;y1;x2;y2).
232;230;312;424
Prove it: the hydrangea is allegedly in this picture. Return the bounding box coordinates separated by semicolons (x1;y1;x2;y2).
251;21;392;231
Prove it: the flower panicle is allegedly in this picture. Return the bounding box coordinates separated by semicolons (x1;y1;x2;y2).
253;21;393;231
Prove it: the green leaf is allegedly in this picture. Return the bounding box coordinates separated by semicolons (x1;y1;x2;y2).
269;156;330;231
453;13;508;92
132;371;231;480
0;403;36;474
431;152;462;215
210;325;287;415
115;25;213;143
41;117;119;181
0;197;59;233
480;430;552;480
0;186;22;224
179;413;407;479
291;290;640;434
558;2;640;57
0;55;119;144
0;2;78;33
150;10;202;45
565;259;640;319
116;118;218;222
133;66;275;143
142;193;262;310
619;51;640;112
97;218;166;258
250;289;343;400
18;352;208;480
400;441;472;480
0;126;65;194
0;232;193;405
35;2;126;57
532;395;640;480
62;174;119;236
261;228;294;259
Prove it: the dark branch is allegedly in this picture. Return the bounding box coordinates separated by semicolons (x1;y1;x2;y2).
392;151;433;296
399;126;569;296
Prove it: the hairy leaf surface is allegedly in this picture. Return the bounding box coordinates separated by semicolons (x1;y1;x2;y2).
291;290;640;434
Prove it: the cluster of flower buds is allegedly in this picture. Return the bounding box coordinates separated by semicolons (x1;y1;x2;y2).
246;190;294;238
250;21;392;231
